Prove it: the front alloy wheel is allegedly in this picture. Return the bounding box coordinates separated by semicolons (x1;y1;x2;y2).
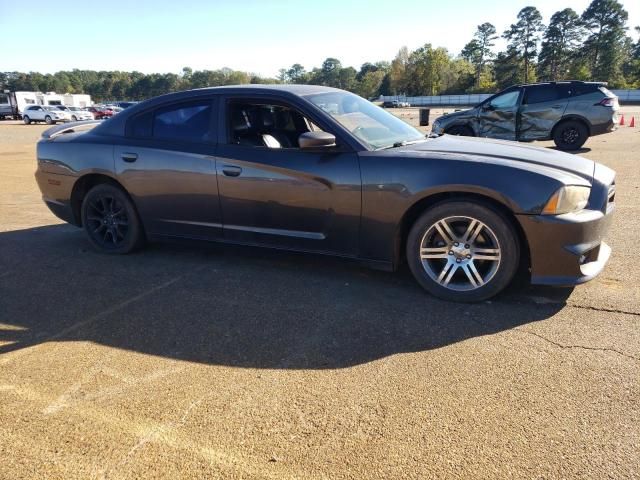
407;201;519;302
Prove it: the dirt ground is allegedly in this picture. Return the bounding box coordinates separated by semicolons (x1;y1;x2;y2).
0;107;639;479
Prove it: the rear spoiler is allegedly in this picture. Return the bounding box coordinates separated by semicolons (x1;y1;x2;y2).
41;120;101;139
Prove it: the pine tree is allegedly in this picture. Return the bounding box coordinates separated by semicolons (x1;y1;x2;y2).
581;0;629;84
537;8;583;81
503;6;544;83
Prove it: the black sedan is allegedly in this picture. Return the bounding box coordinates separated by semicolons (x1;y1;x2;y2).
35;85;615;302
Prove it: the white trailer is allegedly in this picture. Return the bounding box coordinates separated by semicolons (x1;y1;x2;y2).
37;92;65;106
63;93;92;108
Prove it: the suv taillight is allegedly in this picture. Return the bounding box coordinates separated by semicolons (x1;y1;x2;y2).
597;97;615;107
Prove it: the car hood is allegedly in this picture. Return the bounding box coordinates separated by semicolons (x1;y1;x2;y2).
399;135;595;181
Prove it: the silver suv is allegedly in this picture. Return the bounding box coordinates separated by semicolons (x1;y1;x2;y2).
431;81;619;150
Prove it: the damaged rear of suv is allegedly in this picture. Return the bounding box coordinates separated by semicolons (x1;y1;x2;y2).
431;81;619;150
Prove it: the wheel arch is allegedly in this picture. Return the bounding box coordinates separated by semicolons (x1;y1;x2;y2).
552;115;592;137
70;173;138;227
394;191;530;275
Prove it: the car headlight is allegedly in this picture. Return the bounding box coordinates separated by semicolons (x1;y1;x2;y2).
542;186;591;215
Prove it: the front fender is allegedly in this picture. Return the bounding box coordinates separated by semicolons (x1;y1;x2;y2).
358;153;565;263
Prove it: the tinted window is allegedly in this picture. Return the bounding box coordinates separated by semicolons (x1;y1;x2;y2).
523;86;558;104
489;91;520;109
153;100;212;143
129;111;153;138
572;83;599;97
555;84;572;99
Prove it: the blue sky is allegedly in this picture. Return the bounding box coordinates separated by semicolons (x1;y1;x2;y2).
3;0;639;76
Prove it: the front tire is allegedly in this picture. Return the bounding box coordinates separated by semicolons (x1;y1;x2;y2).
71;115;78;121
407;201;520;302
553;120;588;150
45;115;53;125
81;183;144;254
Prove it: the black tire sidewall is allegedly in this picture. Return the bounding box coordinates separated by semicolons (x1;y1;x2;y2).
23;116;30;125
553;121;587;150
81;184;143;254
406;201;520;302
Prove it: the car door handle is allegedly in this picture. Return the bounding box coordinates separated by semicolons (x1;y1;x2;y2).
551;105;563;109
121;153;138;162
222;165;242;177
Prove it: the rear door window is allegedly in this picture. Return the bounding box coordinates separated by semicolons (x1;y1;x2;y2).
153;100;213;143
523;85;558;105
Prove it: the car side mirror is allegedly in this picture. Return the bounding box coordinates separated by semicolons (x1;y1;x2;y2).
482;103;495;111
298;131;336;149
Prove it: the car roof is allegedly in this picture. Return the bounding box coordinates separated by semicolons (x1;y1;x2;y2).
515;80;606;88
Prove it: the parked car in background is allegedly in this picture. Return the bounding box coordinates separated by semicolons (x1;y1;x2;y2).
34;85;615;302
53;106;94;122
431;81;619;150
87;106;114;119
23;105;69;124
383;100;410;108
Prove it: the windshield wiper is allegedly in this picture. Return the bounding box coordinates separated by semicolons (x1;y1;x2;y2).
377;139;427;150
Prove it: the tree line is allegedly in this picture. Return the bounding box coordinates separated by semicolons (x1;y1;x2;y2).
1;0;638;102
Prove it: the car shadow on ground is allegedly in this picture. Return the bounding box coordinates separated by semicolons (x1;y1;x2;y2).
0;224;572;369
546;146;592;154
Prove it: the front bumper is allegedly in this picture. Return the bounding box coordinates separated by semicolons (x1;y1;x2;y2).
517;207;614;286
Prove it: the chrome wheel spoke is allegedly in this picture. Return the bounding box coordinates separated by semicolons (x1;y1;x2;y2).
434;219;456;244
437;261;458;286
462;261;485;288
473;248;500;261
463;220;484;243
420;247;449;259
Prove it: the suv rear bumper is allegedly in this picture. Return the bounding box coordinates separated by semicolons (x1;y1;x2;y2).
591;119;616;136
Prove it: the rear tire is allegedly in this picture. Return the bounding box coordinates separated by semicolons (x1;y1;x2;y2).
23;116;31;125
407;201;520;302
446;125;474;136
553;120;588;151
81;183;144;254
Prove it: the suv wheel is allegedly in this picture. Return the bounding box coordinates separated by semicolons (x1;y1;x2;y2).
81;184;145;254
45;115;53;125
553;120;588;150
407;201;520;302
23;115;31;125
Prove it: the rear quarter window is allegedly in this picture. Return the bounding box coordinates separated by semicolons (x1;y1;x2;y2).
153;101;213;143
127;99;216;143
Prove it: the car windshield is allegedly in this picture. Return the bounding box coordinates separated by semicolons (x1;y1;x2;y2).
305;91;425;150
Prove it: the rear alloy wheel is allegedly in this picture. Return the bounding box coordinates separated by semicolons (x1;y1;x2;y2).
446;125;474;136
45;115;53;125
407;201;519;302
81;184;144;254
23;115;31;125
553;120;588;151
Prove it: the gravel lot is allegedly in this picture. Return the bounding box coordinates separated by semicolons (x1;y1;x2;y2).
0;108;639;479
